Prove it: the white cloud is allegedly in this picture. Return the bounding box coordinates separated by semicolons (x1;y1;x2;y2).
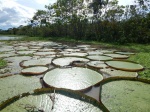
0;0;36;30
118;0;135;5
36;0;56;5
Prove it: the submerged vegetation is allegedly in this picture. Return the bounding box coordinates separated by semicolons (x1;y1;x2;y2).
0;59;7;68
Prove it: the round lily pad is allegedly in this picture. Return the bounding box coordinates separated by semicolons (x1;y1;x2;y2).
14;46;29;51
88;51;103;55
87;55;113;61
43;67;103;90
63;52;88;57
20;58;53;67
38;48;55;52
21;66;48;75
52;57;89;67
77;45;90;48
0;88;106;112
87;61;108;69
0;75;41;104
16;51;35;55
115;51;135;55
100;78;150;112
105;60;144;71
64;48;80;52
104;53;129;59
33;52;55;56
100;68;138;77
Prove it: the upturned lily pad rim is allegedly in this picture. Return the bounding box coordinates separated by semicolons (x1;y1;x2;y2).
105;60;144;72
0;88;109;112
99;77;150;104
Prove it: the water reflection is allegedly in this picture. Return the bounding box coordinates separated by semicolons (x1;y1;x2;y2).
0;36;22;40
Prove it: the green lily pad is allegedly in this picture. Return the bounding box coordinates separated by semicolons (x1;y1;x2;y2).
77;45;90;48
38;48;55;52
100;50;114;54
88;51;103;55
21;66;48;75
43;67;103;90
100;78;150;112
105;60;144;71
33;52;56;56
20;58;53;67
104;53;129;59
64;48;80;52
14;46;29;51
0;75;41;104
63;52;88;57
115;51;135;55
100;68;138;77
16;51;35;55
87;61;108;69
87;55;113;61
52;57;89;66
0;88;106;112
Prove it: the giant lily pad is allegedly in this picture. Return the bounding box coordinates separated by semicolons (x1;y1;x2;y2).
0;75;41;104
87;61;108;69
88;51;103;55
20;58;53;67
100;68;138;77
33;52;55;56
52;57;89;66
38;48;55;52
21;66;48;75
104;53;129;59
63;52;88;57
100;78;150;112
115;51;135;55
43;67;103;90
16;51;35;55
0;88;107;112
87;55;113;61
105;60;144;72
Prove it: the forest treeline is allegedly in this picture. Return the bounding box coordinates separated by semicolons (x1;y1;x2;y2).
0;0;150;44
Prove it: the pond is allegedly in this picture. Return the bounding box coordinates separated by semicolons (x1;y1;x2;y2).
0;40;149;112
0;36;22;40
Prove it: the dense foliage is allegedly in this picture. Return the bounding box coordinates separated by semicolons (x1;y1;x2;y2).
0;0;150;44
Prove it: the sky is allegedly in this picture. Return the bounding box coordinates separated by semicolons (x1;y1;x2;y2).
0;0;134;30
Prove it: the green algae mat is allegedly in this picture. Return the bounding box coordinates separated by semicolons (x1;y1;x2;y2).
105;60;144;71
0;88;108;112
43;67;103;90
0;75;42;104
100;78;150;112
